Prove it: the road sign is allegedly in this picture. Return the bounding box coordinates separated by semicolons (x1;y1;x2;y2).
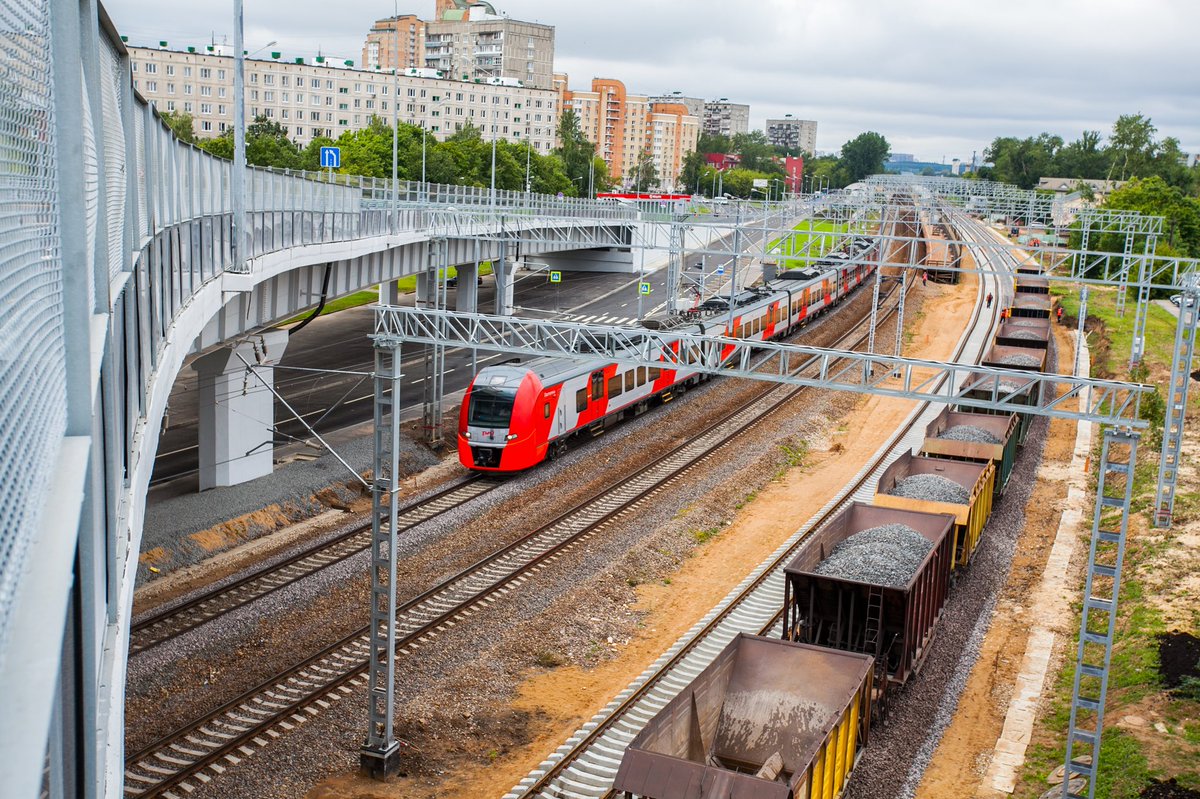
319;146;341;169
638;282;651;295
716;265;725;276
752;178;769;188
549;271;562;284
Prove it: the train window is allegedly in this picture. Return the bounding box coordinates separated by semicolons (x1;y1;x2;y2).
649;367;661;381
468;386;517;427
591;372;604;400
576;387;587;412
544;402;551;419
624;370;634;391
637;366;646;386
608;375;623;397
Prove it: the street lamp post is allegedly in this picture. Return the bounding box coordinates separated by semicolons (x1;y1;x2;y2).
489;109;498;210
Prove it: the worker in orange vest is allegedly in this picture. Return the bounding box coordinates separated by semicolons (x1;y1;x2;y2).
1056;305;1064;324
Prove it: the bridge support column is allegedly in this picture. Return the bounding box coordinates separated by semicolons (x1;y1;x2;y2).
193;330;289;490
493;257;515;316
379;279;401;306
455;261;478;313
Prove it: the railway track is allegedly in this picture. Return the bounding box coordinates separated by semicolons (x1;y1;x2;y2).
128;476;500;655
123;267;910;798
506;213;1007;799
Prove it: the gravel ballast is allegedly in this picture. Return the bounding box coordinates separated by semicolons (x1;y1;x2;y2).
938;425;1001;445
999;353;1042;367
1006;329;1044;340
812;524;933;588
889;474;969;504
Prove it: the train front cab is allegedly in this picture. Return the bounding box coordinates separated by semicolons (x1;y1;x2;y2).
458;371;549;471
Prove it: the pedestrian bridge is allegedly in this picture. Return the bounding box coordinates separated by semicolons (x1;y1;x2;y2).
0;3;642;796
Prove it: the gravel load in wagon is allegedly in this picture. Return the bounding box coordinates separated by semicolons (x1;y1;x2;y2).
889;474;970;504
1012;293;1052;319
962;370;1039;444
784;503;955;684
1000;353;1041;367
997;319;1051;350
1008;329;1043;339
812;524;933;588
939;425;1001;444
875;451;996;569
921;408;1019;497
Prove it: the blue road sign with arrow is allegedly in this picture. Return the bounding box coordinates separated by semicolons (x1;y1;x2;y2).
319;146;341;169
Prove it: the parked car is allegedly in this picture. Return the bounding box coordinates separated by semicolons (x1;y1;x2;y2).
446;275;484;288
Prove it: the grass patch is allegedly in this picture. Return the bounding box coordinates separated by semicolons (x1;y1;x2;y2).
532;650;565;668
1050;285;1179;378
692;525;724;545
283;262;495;323
768;219;849;269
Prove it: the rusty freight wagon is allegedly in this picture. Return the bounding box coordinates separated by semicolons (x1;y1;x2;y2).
1011;293;1052;320
982;342;1048;373
960;369;1039;444
995;318;1051;350
920;408;1019;497
873;452;994;570
612;634;873;799
782;503;954;685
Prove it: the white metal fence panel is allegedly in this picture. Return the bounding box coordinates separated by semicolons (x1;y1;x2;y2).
0;0;66;673
98;36;126;279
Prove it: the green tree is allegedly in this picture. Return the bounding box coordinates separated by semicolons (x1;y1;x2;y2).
731;131;781;174
679;150;707;194
198;114;302;169
984;134;1060;190
630;147;659;191
696;132;732;156
554;109;597;195
1107;113;1157;182
159;110;196;144
1102;177;1200;257
838;131;891;184
1052;130;1108;179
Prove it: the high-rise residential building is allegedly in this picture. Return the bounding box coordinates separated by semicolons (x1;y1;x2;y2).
559;76;699;191
129;44;558;152
765;115;817;154
424;6;555;89
702;99;749;138
362;15;427;71
649;92;704;121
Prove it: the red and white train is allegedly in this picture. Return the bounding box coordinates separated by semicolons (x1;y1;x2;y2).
458;240;877;472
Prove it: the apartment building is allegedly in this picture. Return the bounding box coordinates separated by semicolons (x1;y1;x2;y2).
559;75;699;191
424;12;555;90
702;100;749;138
649;93;703;121
766;115;817;154
129;44;558;152
362;15;426;71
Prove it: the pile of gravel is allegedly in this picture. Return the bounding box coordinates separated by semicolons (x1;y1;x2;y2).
813;524;933;588
889;474;969;504
999;353;1042;367
1006;329;1044;340
938;425;1001;445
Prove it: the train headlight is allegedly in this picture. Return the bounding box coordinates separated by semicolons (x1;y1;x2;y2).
462;430;471;439
505;433;518;441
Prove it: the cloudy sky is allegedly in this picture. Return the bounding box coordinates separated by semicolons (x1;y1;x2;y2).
105;0;1199;162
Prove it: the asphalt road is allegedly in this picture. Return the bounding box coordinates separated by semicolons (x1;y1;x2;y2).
151;211;797;487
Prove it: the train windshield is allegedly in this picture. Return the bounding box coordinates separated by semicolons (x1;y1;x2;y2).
468;386;517;427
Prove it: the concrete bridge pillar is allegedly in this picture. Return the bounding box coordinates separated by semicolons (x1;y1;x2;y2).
493;257;516;316
379;279;401;306
455;261;478;313
193;330;289;490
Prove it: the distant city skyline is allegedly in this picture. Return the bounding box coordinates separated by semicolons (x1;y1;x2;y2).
104;0;1200;160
